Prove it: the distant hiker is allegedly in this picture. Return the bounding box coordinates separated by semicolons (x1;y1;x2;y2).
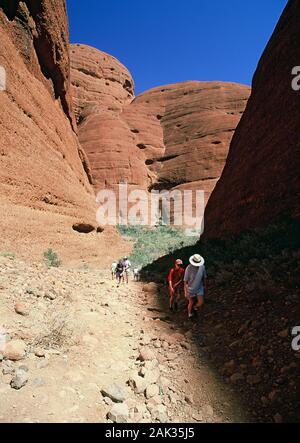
116;260;124;287
133;268;141;282
184;254;207;319
123;256;132;284
168;259;185;311
111;261;117;280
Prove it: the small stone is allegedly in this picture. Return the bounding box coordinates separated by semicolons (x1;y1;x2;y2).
128;375;148;395
11;370;28;390
35;348;45;358
125;398;137;411
146;384;160;399
44;290;57;301
144;359;159;370
107;403;129;423
14;303;28;316
139;348;157;362
193;412;204;422
185;394;194;405
278;329;289;339
2;361;15;375
101;383;127;403
3;339;26;361
159;377;171;389
144;368;161;385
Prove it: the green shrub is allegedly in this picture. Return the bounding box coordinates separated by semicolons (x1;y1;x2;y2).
43;249;61;268
0;252;15;260
117;224;196;268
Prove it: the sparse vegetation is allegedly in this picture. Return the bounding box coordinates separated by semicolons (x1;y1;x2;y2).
43;249;61;268
31;310;73;351
143;216;300;292
0;252;16;260
117;224;197;268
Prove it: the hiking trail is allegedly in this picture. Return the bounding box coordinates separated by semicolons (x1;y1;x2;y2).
0;257;249;423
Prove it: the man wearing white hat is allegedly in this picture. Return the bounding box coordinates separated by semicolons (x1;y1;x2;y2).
184;254;207;319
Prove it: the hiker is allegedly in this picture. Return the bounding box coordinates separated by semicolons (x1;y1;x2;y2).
168;259;185;311
111;261;117;280
184;254;207;319
123;256;132;284
133;268;141;282
116;260;124;287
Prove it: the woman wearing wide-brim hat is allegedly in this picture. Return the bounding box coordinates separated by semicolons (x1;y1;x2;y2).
184;254;207;319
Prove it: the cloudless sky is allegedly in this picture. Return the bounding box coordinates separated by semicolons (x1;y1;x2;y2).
67;0;287;95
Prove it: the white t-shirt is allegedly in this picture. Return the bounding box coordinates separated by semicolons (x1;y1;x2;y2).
124;259;131;271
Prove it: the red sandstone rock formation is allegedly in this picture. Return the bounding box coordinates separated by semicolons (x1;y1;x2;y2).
70;45;250;211
0;1;129;263
204;0;300;239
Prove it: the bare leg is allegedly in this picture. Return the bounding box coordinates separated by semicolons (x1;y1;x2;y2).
188;297;195;317
169;287;174;309
195;295;204;310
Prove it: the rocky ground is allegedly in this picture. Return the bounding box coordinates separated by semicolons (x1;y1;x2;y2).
0;255;248;423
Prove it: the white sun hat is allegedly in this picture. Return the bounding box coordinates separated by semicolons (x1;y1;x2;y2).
189;254;205;267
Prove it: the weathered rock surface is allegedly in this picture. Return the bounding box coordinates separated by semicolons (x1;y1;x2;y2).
0;2;131;264
204;0;300;238
70;45;250;212
0;0;104;264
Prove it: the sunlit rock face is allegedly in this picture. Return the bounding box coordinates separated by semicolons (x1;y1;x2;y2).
71;44;250;222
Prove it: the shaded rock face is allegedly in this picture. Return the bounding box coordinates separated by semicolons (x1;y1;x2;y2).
71;45;250;210
0;1;99;260
204;0;300;238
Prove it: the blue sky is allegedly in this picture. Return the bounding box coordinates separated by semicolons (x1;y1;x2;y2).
67;0;287;95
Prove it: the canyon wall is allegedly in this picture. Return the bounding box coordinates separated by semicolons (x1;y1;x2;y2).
204;0;300;238
0;1;128;263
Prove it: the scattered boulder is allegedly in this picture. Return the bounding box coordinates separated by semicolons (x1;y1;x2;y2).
101;383;127;403
10;369;28;390
107;403;129;423
3;340;26;362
